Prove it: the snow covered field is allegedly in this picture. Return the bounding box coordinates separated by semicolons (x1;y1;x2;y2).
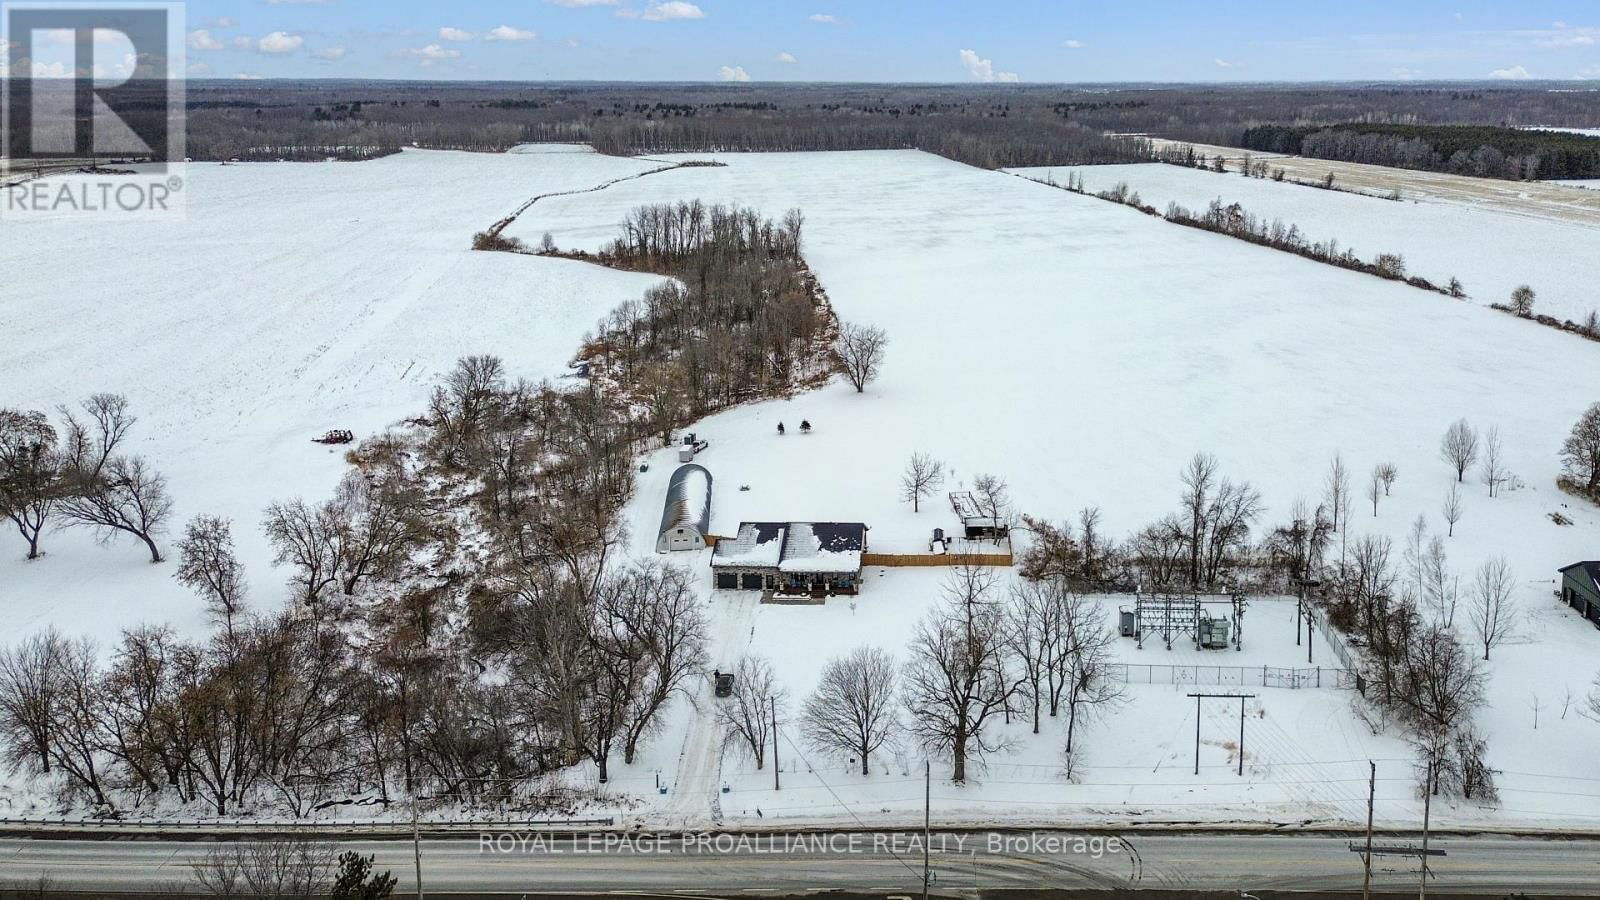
507;150;1600;829
0;146;670;641
7;145;1600;829
1011;162;1600;323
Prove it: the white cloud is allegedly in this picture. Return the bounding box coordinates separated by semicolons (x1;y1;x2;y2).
548;0;618;5
232;36;255;51
808;13;838;24
772;51;797;63
486;25;537;41
1213;57;1236;68
311;46;347;60
632;1;704;21
439;27;474;41
235;72;262;80
187;61;211;74
1581;65;1600;79
1488;64;1532;80
718;64;750;81
257;32;305;55
1063;39;1085;49
204;16;237;29
187;29;224;51
402;43;462;63
958;48;1018;83
1541;32;1596;48
1391;67;1420;80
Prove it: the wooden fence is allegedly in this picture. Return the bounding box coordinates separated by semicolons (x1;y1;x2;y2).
861;552;1013;568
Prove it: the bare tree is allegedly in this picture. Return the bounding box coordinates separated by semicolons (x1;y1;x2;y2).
1480;425;1508;498
801;646;898;775
57;393;133;480
0;409;61;560
1181;452;1219;585
1323;453;1351;534
1060;591;1123;773
1470;556;1515;660
1560;402;1600;494
0;630;65;777
717;654;786;770
901;563;1013;782
190;840;335;899
1440;419;1479;483
1509;284;1536;316
58;455;173;563
1008;578;1065;735
900;452;945;513
328;473;423;596
833;321;888;393
1367;465;1383;517
1441;483;1464;538
263;498;341;606
1377;462;1398;496
971;472;1013;539
605;560;708;766
174;516;248;638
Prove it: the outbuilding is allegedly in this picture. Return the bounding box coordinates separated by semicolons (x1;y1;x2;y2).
656;464;712;553
1559;561;1600;627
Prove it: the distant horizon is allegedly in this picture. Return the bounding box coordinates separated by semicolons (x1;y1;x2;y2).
9;2;1600;84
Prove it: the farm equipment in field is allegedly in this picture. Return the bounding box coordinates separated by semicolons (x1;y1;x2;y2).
312;429;354;445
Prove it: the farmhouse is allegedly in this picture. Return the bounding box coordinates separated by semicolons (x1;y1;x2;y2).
1558;561;1600;626
711;521;868;595
656;464;712;553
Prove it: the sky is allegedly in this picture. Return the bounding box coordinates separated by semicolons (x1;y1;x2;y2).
9;1;1600;83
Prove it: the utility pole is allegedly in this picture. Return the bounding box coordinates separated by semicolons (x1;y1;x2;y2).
922;759;931;900
1237;696;1246;777
1420;760;1433;900
1188;693;1256;777
772;696;781;791
411;787;425;900
1194;694;1202;775
1362;761;1375;900
1305;608;1315;664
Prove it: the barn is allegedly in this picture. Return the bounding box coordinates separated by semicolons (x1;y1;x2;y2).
1559;561;1600;627
711;521;868;596
656;464;712;553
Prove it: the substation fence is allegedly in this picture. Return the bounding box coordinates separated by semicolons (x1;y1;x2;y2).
1306;603;1364;675
1107;662;1360;690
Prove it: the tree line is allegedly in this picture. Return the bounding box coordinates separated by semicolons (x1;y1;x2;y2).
1240;123;1600;181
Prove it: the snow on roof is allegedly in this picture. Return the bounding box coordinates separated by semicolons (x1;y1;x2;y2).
711;522;785;568
780;547;863;574
713;521;866;573
659;464;712;538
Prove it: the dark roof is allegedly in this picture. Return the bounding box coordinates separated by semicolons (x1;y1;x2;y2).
807;522;867;553
1559;561;1600;590
711;521;867;569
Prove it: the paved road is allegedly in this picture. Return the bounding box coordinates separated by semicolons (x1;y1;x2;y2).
5;831;1600;896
